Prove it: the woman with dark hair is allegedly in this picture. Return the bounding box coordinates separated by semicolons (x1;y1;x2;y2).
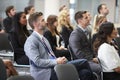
93;22;120;80
44;15;71;61
9;12;29;65
24;5;35;34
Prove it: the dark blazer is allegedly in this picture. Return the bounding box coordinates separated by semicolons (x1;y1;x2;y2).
69;26;93;61
44;30;71;60
9;31;29;65
3;17;13;33
43;30;62;51
60;25;73;48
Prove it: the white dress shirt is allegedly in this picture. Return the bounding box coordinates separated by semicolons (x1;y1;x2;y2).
98;43;120;72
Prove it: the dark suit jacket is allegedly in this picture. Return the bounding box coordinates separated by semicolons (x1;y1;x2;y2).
69;26;93;61
43;30;62;51
60;25;73;48
44;30;71;60
3;17;13;33
9;31;29;65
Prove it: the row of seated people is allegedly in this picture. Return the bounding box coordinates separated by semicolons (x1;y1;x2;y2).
0;4;120;80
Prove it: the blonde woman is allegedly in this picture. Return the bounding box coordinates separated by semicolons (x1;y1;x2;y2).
92;15;107;36
57;10;73;48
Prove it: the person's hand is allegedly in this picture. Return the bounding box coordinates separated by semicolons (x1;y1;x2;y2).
56;57;67;64
92;58;98;63
114;67;120;73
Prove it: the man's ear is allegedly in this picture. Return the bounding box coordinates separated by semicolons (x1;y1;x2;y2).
33;21;37;27
78;19;81;23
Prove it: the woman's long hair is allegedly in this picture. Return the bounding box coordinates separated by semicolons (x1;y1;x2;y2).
47;15;59;36
12;12;29;46
92;15;107;35
57;10;73;32
93;22;114;53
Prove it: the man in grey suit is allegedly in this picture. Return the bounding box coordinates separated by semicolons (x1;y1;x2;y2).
24;12;95;80
69;11;101;79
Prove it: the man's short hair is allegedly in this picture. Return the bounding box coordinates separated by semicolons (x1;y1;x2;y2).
5;5;14;16
97;4;106;14
59;5;66;12
24;5;34;14
28;12;43;29
74;11;87;24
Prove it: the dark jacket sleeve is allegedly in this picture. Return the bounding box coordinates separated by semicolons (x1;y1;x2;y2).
60;26;72;48
43;31;56;51
3;18;12;33
9;32;25;54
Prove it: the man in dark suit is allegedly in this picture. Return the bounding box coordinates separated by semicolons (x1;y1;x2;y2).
69;11;101;80
3;5;16;33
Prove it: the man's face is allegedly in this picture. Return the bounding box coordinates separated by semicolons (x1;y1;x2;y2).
9;8;16;16
86;12;92;22
35;16;46;30
101;5;109;16
79;13;90;28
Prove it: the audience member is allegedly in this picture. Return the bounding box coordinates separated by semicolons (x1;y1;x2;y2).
69;11;101;79
93;4;109;29
24;5;35;34
93;22;120;80
3;5;16;33
24;12;95;80
9;12;29;65
57;10;73;48
44;15;71;60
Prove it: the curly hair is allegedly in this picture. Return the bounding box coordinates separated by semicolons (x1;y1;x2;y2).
57;10;73;32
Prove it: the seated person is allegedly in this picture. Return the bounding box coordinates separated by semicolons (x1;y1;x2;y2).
9;12;29;65
44;15;71;60
93;22;120;80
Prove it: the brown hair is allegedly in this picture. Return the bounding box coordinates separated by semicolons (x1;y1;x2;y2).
93;22;114;53
5;5;14;16
47;15;59;36
28;12;43;29
24;5;34;14
59;5;66;12
74;11;87;24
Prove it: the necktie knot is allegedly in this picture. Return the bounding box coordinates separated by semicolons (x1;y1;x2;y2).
84;30;88;36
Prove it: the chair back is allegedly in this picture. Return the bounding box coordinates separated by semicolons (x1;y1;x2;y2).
0;58;7;80
7;75;34;80
67;45;77;60
97;57;103;80
54;64;80;80
0;33;13;51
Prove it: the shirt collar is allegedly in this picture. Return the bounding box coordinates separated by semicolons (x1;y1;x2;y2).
78;25;86;32
34;31;43;39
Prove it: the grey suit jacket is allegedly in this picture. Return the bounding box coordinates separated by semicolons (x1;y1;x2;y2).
69;26;93;61
24;31;57;80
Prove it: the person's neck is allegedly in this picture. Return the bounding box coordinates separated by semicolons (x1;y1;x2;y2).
34;28;43;35
107;37;112;44
78;23;86;29
99;13;106;17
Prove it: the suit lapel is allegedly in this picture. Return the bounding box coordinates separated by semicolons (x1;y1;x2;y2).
76;26;90;42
